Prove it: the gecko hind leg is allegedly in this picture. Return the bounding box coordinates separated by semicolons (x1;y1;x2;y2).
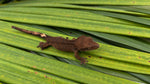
37;42;51;50
74;50;88;64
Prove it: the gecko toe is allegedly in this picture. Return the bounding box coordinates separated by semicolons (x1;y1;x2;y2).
80;57;88;64
37;45;44;50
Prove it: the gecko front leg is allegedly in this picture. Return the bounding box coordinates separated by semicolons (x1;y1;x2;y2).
37;42;51;50
74;50;87;64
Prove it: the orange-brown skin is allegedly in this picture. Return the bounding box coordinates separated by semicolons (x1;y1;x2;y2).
12;26;99;64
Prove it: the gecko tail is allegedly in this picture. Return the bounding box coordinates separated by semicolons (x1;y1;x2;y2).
12;26;47;38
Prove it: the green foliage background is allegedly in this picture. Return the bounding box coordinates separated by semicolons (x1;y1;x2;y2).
0;0;150;84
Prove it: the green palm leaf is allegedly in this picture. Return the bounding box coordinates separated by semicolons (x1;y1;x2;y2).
1;0;150;84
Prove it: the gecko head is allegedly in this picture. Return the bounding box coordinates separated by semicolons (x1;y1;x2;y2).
75;36;99;51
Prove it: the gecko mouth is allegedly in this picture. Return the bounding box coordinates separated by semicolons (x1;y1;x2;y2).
92;46;99;49
81;45;99;51
91;43;100;50
90;45;99;50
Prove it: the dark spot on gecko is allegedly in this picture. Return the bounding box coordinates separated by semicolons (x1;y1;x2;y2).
139;56;141;58
88;56;91;58
12;26;99;64
148;61;150;63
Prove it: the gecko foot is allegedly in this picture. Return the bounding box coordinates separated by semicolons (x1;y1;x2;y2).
37;42;45;50
80;57;88;64
37;42;51;50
